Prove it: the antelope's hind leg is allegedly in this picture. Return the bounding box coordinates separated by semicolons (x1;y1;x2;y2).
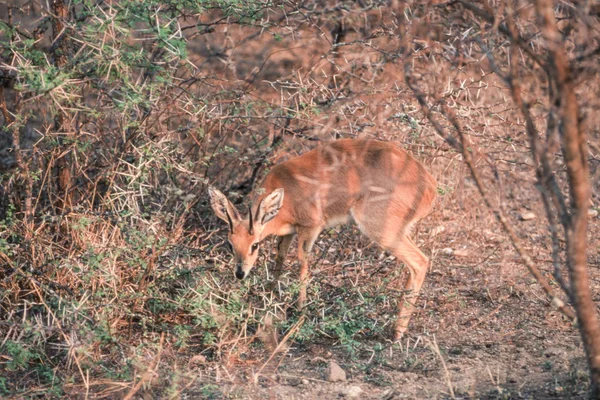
389;236;429;340
351;204;430;340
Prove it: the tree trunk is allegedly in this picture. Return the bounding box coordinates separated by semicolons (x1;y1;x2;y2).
535;0;600;397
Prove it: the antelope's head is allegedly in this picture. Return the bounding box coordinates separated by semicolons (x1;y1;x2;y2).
208;187;284;279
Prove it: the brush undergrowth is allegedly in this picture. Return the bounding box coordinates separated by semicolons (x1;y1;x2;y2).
0;203;397;396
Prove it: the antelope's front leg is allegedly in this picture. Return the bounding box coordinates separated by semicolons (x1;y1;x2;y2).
270;234;294;288
296;228;320;309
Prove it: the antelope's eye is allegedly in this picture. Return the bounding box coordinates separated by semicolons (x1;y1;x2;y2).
251;243;259;253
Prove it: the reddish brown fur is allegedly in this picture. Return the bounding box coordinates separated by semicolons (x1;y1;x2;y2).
209;139;437;339
257;139;436;240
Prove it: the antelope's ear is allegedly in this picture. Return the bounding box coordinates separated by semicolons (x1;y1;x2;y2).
256;188;284;225
208;186;240;230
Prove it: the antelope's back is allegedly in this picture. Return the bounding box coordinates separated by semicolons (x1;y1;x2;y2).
259;139;436;226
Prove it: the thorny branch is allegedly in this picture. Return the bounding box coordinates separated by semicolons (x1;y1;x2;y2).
404;64;576;322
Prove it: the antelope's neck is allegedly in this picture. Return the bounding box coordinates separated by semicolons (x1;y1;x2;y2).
259;217;296;241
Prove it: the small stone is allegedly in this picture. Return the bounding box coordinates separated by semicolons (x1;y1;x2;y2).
342;386;363;398
301;379;309;385
589;209;599;218
520;212;536;221
326;360;346;382
441;248;454;256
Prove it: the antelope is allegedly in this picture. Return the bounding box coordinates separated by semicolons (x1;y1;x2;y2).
208;139;437;339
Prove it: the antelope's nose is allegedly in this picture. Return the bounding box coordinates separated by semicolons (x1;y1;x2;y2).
235;268;245;280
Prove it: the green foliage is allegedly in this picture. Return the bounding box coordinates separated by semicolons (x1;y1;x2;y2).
199;383;221;398
18;65;70;94
287;283;392;358
2;340;37;371
173;325;192;349
0;377;9;396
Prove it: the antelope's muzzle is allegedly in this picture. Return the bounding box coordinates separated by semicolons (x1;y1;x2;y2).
235;267;245;280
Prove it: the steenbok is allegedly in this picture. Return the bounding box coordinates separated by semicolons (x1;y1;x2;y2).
208;139;437;339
